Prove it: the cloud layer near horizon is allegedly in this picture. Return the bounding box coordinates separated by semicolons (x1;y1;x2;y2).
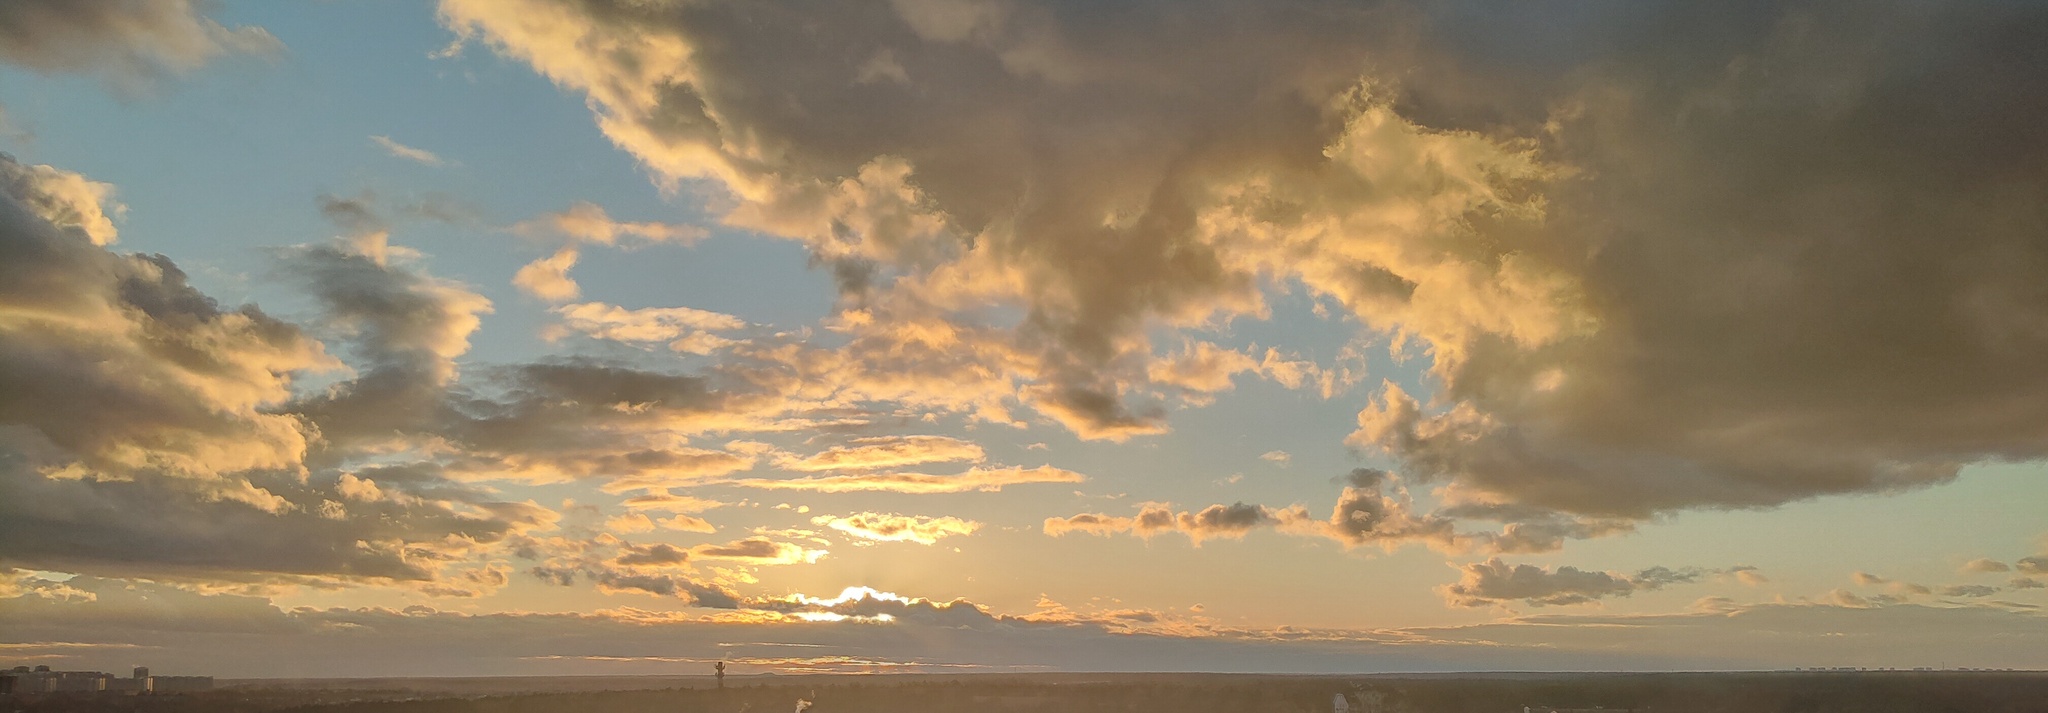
6;574;2047;677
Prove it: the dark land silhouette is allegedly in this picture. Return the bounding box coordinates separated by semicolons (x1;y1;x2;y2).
7;672;2048;713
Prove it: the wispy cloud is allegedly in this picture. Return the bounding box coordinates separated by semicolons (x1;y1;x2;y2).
728;466;1085;494
370;135;445;166
812;512;981;545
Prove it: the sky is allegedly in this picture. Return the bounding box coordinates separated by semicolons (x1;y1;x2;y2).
2;0;2047;678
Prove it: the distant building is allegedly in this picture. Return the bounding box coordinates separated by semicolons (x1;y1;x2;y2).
0;666;208;696
48;672;107;693
3;669;110;694
104;677;151;694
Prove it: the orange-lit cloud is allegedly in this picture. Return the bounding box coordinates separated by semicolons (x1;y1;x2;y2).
775;435;985;472
1046;503;1275;547
1440;559;1719;609
811;512;980;545
691;537;824;566
547;301;747;354
508;201;707;303
729;465;1084;494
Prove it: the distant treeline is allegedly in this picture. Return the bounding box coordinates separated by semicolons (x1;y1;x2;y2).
10;672;2048;713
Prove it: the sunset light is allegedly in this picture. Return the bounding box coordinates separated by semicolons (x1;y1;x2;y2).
3;1;2047;710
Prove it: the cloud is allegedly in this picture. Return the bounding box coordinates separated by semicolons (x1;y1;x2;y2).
0;157;782;599
0;157;850;600
518;201;705;247
588;569;738;607
1332;2;2048;520
0;154;332;481
546;301;746;354
1273;468;1460;551
605;513;656;533
507;200;708;301
369;136;446;166
437;0;1502;442
1939;584;2000;599
0;451;559;588
656;514;717;533
521;531;747;608
513;247;581;301
2020;557;2048;575
776;435;985;472
691;538;823;565
11;574;2048;677
281;231;493;451
729;465;1084;493
408;358;790;488
1963;558;2012;574
752;586;999;627
509;202;707;303
438;0;2048;531
1440;559;1718;608
1046;503;1276;546
1843;571;1941;606
613;542;690;568
1147;342;1258;396
446;447;758;492
1048;469;1469;551
0;0;279;82
811;512;980;545
1259;451;1291;466
619;492;728;514
1430;486;1636;555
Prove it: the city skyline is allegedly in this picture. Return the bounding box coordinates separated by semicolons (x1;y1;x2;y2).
2;0;2047;678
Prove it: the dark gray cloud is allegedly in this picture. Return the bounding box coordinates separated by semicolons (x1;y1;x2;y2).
516;533;742;609
1940;585;2000;599
0;154;328;481
0;0;278;80
1278;469;1459;549
1352;0;2048;519
282;201;493;453
0;155;559;589
612;543;690;568
443;0;2048;538
0;463;551;586
1962;558;2011;574
1440;559;1726;608
2020;557;2048;575
590;569;739;608
1048;469;1468;550
1046;502;1279;546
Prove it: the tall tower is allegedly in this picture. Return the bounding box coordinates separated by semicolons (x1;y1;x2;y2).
714;661;726;690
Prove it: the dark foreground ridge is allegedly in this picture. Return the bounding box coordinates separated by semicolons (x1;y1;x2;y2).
6;672;2048;713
